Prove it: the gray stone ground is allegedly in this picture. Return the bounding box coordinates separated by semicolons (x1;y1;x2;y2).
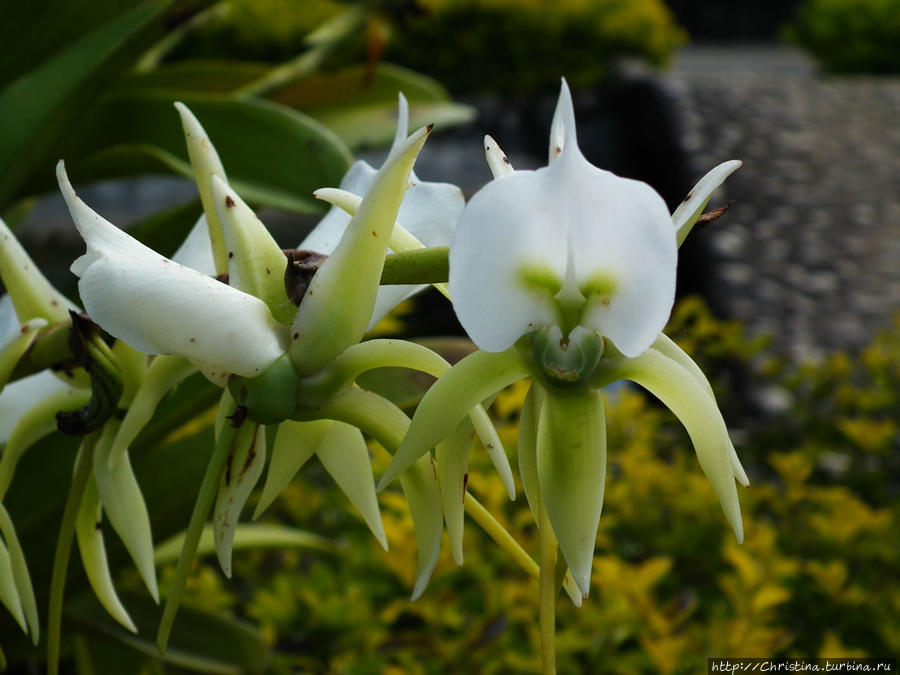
663;46;900;361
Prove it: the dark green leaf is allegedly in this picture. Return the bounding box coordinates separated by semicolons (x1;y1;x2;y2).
63;94;353;214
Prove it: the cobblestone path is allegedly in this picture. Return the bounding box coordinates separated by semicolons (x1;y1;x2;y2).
664;46;900;360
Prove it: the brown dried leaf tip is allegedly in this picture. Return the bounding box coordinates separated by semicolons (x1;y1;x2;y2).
283;249;328;307
696;202;732;226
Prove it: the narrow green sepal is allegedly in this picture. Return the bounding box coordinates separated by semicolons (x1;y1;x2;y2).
517;382;542;523
378;347;530;491
75;475;137;632
536;387;607;597
0;504;38;643
92;420;159;602
436;418;473;564
0;534;26;633
599;348;744;542
253;419;325;519
289;125;433;376
214;423;266;578
211;176;296;323
0;217;77;325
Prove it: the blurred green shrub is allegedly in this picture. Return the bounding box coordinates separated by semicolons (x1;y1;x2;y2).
788;0;900;73
164;298;897;673
176;0;686;94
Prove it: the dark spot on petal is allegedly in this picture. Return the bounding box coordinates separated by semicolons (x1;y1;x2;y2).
228;251;234;259
95;522;103;530
51;300;59;306
293;332;299;339
462;473;469;503
189;337;196;343
372;231;377;237
684;192;693;202
502;156;510;164
226;405;247;429
266;268;270;274
426;123;434;132
225;195;235;208
20;325;29;333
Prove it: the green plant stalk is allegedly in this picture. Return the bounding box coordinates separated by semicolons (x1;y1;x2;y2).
538;499;557;675
380;246;450;286
156;417;245;654
47;432;99;675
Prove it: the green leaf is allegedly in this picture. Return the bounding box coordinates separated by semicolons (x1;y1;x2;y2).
268;63;475;149
0;1;172;208
67;590;268;674
63;94;353;214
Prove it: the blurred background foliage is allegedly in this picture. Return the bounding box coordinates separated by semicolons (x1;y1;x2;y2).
787;0;900;73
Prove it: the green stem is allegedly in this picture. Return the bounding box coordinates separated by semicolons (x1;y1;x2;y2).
538;500;558;675
47;432;99;675
233;43;329;99
156;416;244;654
380;247;450;286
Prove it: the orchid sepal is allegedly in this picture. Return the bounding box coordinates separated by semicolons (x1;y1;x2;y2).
174;102;229;275
0;504;38;643
289;125;433;376
595;347;744;542
377;346;532;492
435;418;473;564
672;160;742;247
211;176;296;324
536;386;607;597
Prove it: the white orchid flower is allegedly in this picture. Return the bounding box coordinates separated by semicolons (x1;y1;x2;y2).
303;93;464;331
56;162;289;379
382;80;748;597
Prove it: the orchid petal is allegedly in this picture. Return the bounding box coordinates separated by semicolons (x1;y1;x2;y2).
435;419;472;564
672;160;742;247
0;383;90;498
174;102;229;275
213;423;266;578
606;349;744;542
171;215;217;277
484;135;514;178
0;318;47;393
75;476;137;632
0;537;26;633
450;152;675;356
548;79;576;164
92;421;159;601
315;422;387;550
58;162;288;378
290;126;433;375
379;347;531;491
517;382;542;523
403;453;443;601
211;176;295;323
253;419;325;518
0;295;17;339
0;218;77;325
109;356;197;469
0;504;38;643
536;387;606;596
651;334;749;486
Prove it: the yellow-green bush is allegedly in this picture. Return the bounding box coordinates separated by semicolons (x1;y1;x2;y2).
385;0;686;93
788;0;900;73
153;298;900;673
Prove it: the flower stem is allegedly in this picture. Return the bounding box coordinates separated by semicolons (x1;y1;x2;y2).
47;432;99;675
538;500;558;675
380;247;450;288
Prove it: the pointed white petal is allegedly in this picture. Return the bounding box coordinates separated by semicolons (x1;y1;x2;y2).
174;102;229;275
58;162;288;378
536;387;606;596
548;79;577;163
211;176;295;323
651;334;749;486
0;218;78;325
484;135;514;178
253;419;326;518
392;92;410;150
92;421;159;601
612;349;744;542
75;477;137;632
171;215;217;277
672;160;742;247
214;423;266;578
0;538;26;633
435;419;472;564
0;504;39;643
316;422;387;550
